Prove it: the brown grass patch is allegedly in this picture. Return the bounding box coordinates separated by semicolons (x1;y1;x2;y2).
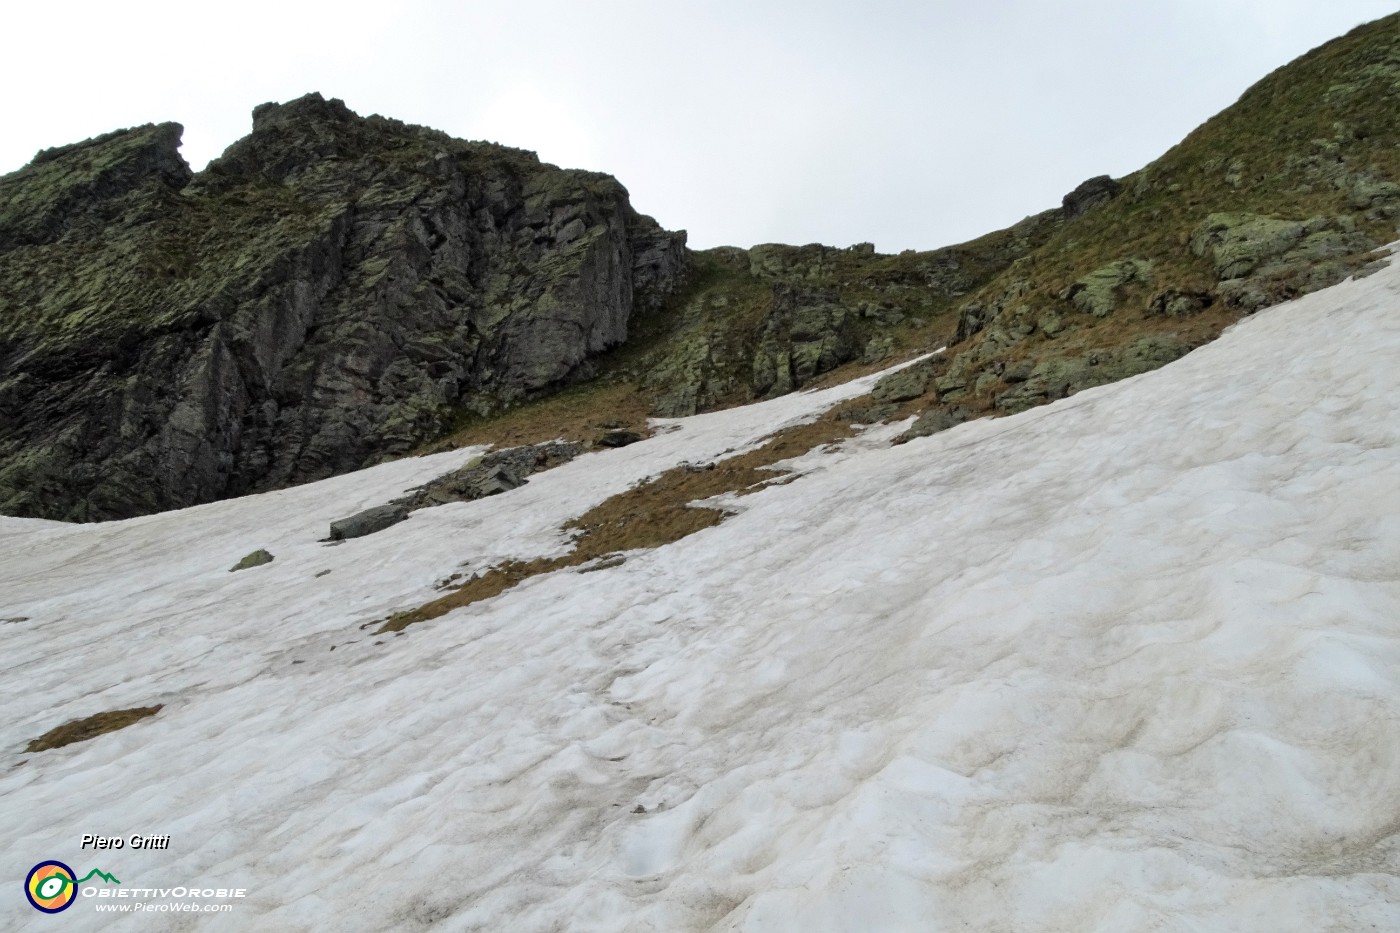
377;395;917;634
426;382;654;453
26;705;162;753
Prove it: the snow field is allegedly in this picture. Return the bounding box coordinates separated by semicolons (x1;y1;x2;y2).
3;262;1400;930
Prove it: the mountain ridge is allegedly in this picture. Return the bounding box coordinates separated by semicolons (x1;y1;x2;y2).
4;12;1400;521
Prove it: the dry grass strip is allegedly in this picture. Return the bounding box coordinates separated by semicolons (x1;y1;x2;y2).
26;706;163;753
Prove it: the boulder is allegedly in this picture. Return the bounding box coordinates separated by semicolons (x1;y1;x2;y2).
990;335;1192;415
329;504;408;541
871;361;932;403
230;549;274;571
898;406;972;442
1190;212;1373;311
597;429;645;448
1148;288;1214;318
1190;213;1312;280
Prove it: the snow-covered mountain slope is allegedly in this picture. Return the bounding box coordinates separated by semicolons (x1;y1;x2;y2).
4;258;1400;930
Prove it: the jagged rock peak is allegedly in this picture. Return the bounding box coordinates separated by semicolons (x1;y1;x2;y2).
250;91;357;132
0;122;191;249
194;93;547;195
30;121;187;171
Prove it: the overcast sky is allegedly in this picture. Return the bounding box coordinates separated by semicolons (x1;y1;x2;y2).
5;1;1396;252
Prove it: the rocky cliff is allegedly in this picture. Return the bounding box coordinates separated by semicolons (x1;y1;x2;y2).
0;94;687;520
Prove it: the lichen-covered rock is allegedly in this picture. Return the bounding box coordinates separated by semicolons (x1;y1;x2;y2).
1189;212;1372;312
990;335;1193;414
954;275;1038;344
897;405;972;442
0;94;689;521
1189;213;1359;281
862;334;895;363
1066;259;1152;317
1099;334;1194;381
1190;213;1309;280
1148;288;1214;318
229;549;274;571
871;360;933;403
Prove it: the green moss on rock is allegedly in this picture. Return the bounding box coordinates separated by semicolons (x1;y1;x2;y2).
230;549;274;571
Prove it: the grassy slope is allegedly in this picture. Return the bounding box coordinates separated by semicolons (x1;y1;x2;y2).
928;13;1400;414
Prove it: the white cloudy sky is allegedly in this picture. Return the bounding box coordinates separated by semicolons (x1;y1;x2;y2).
4;1;1395;251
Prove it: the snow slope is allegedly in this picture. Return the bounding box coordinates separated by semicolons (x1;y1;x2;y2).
3;258;1400;930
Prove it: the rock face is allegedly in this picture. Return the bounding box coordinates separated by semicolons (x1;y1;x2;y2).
627;225;1064;419
750;285;860;397
0;94;688;521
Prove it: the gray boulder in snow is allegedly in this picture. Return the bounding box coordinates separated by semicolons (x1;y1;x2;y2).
330;504;408;541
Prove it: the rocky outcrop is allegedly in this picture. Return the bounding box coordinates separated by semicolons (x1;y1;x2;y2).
0;95;688;520
626;225;1062;419
1065;259;1153;317
750;285;859;397
396;441;582;512
1189;212;1370;311
896;405;971;442
1061;175;1121;218
870;359;934;403
989;335;1194;414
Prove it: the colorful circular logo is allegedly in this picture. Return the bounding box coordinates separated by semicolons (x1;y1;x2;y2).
25;861;77;913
